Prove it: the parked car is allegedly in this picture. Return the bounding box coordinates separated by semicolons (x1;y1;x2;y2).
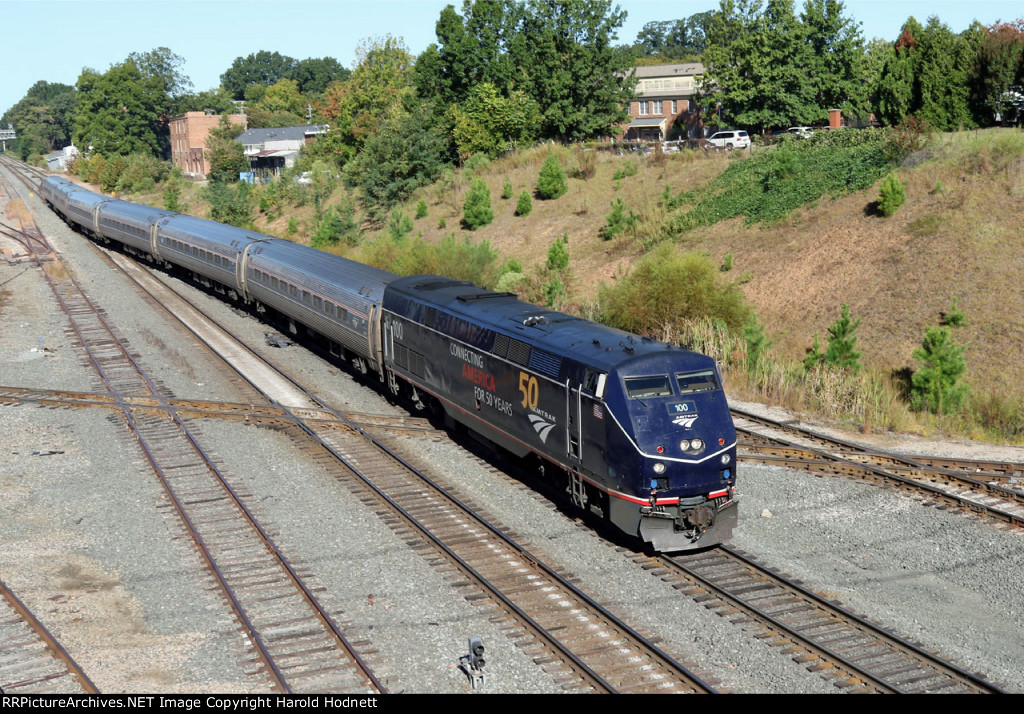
787;126;814;138
707;130;751;150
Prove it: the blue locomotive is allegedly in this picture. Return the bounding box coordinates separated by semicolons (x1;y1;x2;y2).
41;176;738;551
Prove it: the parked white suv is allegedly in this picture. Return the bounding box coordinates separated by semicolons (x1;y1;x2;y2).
708;130;751;150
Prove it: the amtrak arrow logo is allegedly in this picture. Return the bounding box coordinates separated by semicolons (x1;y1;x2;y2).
672;415;698;428
529;414;556;443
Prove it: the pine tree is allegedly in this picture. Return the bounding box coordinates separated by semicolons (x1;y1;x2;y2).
878;174;905;216
911;300;968;413
462;178;494;230
536;153;567;200
910;326;967;413
823;303;862;372
515;190;532;216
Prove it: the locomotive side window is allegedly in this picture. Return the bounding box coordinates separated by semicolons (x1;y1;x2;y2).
624;375;672;399
676;369;719;394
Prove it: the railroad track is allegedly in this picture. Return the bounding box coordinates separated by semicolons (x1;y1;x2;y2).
0;167;386;693
89;235;717;693
0;581;98;694
732;408;1024;531
634;547;1006;693
2;160;716;692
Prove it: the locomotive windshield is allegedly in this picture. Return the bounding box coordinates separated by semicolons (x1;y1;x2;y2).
624;375;672;399
676;369;719;394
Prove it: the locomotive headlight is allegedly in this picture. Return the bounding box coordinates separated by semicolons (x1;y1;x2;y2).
690;438;704;452
653;462;667;474
678;439;690;451
721;454;731;465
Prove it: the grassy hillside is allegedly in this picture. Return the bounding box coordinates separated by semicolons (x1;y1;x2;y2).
101;128;1024;441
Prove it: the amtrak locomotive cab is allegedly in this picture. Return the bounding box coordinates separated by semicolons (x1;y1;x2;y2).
604;354;737;551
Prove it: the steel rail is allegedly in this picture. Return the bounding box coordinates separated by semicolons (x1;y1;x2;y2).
0;581;100;694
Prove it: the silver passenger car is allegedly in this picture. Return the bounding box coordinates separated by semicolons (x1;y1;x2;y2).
245;240;396;366
157;214;267;293
97;201;175;256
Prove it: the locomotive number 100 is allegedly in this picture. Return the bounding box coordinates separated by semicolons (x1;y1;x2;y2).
518;372;539;410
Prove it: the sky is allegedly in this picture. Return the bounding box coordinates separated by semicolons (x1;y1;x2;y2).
2;0;1022;117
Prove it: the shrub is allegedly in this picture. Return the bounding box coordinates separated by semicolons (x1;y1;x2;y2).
536;153;567;200
99;155;128;193
163;170;187;212
462;178;494;230
877;174;905;216
501;177;514;199
356;232;499;286
311;199;360;249
415;199;428;219
388;208;413;241
115;153;170;194
572;147;597;180
668;128;893;229
599;245;751;335
602;197;637;240
204;181;254;228
464;152;490;174
721;252;733;272
612;160;638;181
515;190;532;216
546;233;569;272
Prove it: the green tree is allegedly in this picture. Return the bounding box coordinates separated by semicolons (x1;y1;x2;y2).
602;197;637;239
318;36;414;158
177;87;236;115
388;207;414;240
292;57;350;96
204;181;254;227
206;114;248;182
1;80;78;158
312;199;360;248
448;82;539;160
822;303;862;372
546;232;569;272
221;51;298;100
877;173;905;216
343;101;448;218
463;178;494;229
910;319;967;414
701;0;865;130
970;21;1024;124
515;190;532;216
536;153;567;199
512;0;634;140
74;63;162;157
415;0;524;106
633;13;714;60
801;0;868;119
873;17;982;129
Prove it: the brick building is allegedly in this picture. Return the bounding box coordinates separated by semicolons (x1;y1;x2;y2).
622;63;706;142
169;112;248;178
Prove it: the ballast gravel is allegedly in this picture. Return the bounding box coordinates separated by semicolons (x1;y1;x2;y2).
1;169;1022;693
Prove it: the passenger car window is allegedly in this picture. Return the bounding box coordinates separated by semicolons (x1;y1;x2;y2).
676;369;719;394
624;375;672;399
